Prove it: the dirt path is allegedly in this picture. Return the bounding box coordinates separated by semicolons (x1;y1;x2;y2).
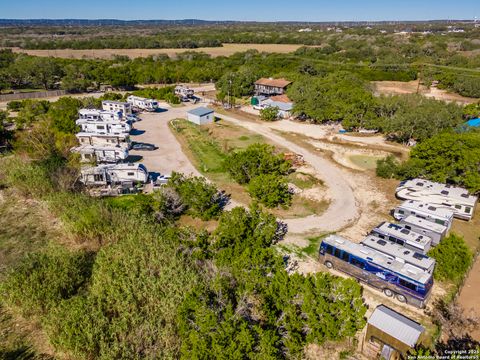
215;112;359;234
457;255;480;341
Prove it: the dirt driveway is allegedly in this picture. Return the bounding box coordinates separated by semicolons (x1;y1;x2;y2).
129;103;201;177
215;112;360;234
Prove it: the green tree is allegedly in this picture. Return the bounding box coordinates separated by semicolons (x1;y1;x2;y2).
248;174;292;208
168;172;223;220
224;144;291;185
398;131;480;193
380;95;463;143
260;106;279;121
288;72;376;128
47;96;83;134
428;234;473;283
376;155;400;179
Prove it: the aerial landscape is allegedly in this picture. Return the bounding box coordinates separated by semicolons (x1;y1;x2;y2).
1;0;480;359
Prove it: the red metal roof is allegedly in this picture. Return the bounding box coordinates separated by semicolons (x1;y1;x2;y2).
254;78;292;88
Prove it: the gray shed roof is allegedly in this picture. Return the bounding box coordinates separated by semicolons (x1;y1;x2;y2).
187;107;214;117
368;305;424;347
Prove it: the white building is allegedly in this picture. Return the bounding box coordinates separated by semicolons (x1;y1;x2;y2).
396;179;478;220
102;100;132;115
186;107;214;125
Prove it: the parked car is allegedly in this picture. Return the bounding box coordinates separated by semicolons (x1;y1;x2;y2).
131;142;157;151
155;174;171;186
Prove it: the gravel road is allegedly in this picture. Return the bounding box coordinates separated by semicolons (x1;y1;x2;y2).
215;112;359;234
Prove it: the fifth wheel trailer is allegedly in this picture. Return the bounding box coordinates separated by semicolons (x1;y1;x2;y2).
72;145;128;164
400;216;448;246
80;163;148;186
126;95;159;112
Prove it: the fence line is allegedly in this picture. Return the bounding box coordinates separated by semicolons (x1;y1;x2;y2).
0;90;67;102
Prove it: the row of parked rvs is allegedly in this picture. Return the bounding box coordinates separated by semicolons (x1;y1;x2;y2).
71;100;150;189
319;178;478;308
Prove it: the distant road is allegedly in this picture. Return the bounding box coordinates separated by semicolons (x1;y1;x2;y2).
8;44;307;60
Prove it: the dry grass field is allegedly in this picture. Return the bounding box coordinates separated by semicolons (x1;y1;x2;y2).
9;43;306;59
372;80;479;104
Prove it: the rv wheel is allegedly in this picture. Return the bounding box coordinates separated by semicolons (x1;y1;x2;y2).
396;294;407;303
325;261;333;269
383;289;393;297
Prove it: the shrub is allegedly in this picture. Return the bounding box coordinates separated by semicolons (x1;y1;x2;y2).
0;247;92;316
224;143;291;185
168;172;223;220
248;174;292;208
376;155;400;179
45;226;198;359
260;106;279;121
428;234;473;283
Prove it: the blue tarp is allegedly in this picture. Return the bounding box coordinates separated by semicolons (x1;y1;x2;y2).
465;118;480;127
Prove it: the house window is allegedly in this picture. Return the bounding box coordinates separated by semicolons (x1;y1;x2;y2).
93;174;103;182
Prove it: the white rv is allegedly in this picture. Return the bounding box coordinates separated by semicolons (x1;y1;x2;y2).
370;222;432;255
76;132;131;149
102;100;132;115
361;235;436;274
127;95;159;112
396;179;478;221
72;145;128;164
78;109;124;122
400;215;448;246
80;163;148;186
76;119;131;134
175;85;194;98
393;200;454;230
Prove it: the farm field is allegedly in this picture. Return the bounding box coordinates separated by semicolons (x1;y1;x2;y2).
7;43;307;59
372;80;479;104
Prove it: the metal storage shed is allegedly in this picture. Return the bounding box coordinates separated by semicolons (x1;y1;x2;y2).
364;305;425;359
186;107;214;125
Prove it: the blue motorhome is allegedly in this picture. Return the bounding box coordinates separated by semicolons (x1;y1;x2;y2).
319;235;433;308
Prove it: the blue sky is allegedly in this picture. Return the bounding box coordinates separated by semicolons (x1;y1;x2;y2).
0;0;479;21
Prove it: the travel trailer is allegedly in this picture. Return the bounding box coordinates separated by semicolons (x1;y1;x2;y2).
78;109;124;122
361;235;435;274
400;215;448;246
396;179;478;220
72;145;128;163
102;100;132;115
319;235;433;308
76;119;131;134
370;222;432;255
80;163;148;186
175;85;195;98
393;200;454;230
127;95;159;112
76;132;131;149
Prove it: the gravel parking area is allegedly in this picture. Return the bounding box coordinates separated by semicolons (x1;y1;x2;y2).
129;103;202;178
